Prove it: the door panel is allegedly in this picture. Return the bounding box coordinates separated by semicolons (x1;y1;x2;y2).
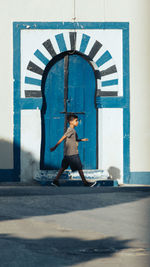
41;58;65;169
68;55;96;169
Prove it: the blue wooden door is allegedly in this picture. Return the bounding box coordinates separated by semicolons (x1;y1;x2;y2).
40;58;65;169
41;54;97;170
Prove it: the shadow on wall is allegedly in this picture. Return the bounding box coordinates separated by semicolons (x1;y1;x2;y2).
0;139;14;169
0;139;39;183
108;166;121;180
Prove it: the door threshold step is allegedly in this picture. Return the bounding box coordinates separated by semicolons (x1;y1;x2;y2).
35;179;118;187
35;169;110;181
34;170;118;187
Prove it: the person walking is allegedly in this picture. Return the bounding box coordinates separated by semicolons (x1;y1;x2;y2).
50;114;96;187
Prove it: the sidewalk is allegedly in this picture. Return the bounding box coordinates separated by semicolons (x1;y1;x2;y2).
0;185;150;266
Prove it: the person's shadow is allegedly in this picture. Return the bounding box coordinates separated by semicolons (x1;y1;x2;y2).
108;166;121;180
0;233;132;266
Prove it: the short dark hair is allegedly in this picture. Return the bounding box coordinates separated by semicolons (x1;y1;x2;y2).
67;113;78;123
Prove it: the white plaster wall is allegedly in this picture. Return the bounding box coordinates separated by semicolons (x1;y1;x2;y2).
21;110;41;182
0;0;150;172
98;109;123;184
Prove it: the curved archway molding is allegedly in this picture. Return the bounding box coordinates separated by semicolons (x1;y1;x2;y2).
24;31;119;99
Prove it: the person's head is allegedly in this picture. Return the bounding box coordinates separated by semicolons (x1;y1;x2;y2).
67;114;79;127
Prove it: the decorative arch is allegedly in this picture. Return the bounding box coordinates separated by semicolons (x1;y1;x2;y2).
24;31;119;98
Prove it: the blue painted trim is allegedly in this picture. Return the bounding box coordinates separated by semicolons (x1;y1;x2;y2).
34;49;49;65
101;79;118;87
130;172;150;185
20;98;43;109
123;107;130;183
96;97;125;108
0;170;19;182
96;51;112;67
25;77;41;86
55;33;67;52
79;34;90;53
11;22;130;184
122;24;130;184
123;23;130;101
13;22;129;30
13;22;21;181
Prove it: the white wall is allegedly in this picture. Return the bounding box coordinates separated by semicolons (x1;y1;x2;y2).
21;110;41;182
98;109;123;183
0;0;150;173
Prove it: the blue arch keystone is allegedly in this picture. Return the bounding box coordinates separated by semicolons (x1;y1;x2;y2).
34;49;49;65
96;51;112;67
102;79;118;87
25;77;41;86
79;34;90;53
55;33;67;52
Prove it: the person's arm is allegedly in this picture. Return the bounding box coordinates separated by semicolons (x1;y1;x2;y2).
50;135;67;152
77;138;89;142
76;132;88;142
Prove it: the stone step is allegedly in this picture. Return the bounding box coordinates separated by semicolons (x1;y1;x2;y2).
34;170;118;187
38;179;118;187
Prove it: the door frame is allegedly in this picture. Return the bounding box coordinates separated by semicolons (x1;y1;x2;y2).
40;51;98;170
10;22;130;183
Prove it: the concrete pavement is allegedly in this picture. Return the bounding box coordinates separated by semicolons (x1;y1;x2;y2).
0;185;150;266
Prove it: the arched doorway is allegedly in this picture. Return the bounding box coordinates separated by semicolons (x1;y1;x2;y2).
40;52;97;170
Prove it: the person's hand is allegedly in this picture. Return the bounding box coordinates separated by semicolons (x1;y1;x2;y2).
82;138;89;142
50;146;56;152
